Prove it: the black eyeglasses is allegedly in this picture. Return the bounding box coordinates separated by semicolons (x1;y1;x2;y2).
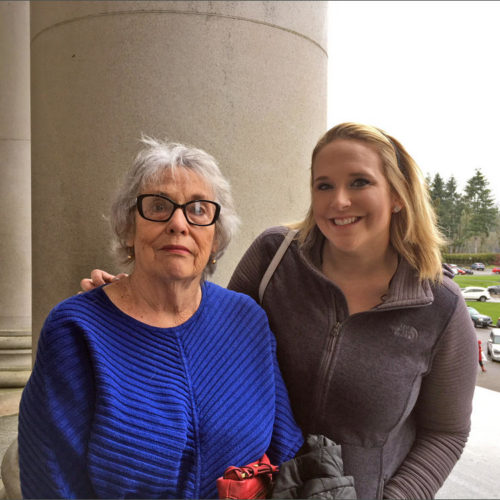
136;194;221;226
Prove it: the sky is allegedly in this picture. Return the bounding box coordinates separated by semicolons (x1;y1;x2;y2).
327;1;500;204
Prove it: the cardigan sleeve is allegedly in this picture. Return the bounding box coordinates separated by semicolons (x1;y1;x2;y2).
266;332;304;465
18;308;96;499
383;294;477;499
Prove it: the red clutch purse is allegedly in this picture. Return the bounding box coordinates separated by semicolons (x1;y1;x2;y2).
217;454;279;499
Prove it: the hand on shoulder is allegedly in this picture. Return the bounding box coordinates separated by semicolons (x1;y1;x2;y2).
80;270;128;292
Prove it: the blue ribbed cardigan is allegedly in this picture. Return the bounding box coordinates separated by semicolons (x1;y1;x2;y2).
18;282;303;499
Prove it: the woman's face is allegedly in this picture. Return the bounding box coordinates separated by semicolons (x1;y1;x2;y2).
128;169;217;283
312;139;398;258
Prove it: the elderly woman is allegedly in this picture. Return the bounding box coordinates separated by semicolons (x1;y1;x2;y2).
18;138;303;499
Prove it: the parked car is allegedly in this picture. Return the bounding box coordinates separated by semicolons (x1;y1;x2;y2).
488;285;500;295
470;262;485;271
492;267;500;274
456;267;473;275
497;316;500;328
461;287;491;302
487;329;500;361
467;307;493;328
446;264;459;275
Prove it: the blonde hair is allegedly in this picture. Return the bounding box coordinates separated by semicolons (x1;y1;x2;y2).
292;122;446;282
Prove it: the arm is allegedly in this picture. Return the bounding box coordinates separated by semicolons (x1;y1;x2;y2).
383;296;477;499
266;332;304;465
18;309;96;498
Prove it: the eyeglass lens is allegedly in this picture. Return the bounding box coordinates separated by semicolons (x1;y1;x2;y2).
140;195;217;225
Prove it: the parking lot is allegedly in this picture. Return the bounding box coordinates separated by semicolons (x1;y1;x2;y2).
475;324;500;392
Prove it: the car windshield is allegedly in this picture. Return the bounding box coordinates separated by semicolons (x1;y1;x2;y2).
468;308;479;315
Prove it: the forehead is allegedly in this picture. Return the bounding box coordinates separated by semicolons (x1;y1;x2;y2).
142;168;214;197
313;139;383;175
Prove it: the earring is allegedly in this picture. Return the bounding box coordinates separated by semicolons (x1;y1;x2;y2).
392;206;401;213
127;247;134;260
211;257;217;265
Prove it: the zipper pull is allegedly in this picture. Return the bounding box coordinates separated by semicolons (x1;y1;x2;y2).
332;321;341;337
327;321;341;351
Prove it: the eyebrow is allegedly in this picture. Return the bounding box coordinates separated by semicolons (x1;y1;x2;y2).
313;171;373;182
153;191;212;201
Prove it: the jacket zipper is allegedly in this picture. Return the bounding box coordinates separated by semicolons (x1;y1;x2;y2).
312;320;342;427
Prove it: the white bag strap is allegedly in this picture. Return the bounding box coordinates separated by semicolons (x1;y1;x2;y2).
258;229;298;304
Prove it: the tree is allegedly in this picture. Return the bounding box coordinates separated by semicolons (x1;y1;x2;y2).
429;174;465;251
462;169;499;252
442;177;466;252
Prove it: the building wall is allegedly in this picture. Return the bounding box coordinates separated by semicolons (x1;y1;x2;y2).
29;1;328;347
0;1;32;387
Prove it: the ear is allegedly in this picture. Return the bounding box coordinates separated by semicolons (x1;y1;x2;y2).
391;193;403;214
211;242;219;256
125;228;135;248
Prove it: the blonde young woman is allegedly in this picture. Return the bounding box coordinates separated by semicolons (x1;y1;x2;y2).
82;124;477;499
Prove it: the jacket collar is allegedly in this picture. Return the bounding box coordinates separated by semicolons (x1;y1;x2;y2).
300;228;434;310
375;258;434;310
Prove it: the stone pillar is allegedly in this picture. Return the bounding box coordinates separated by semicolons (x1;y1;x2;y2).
0;1;32;386
30;1;328;348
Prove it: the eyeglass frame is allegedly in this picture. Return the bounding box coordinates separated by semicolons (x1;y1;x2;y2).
136;194;221;226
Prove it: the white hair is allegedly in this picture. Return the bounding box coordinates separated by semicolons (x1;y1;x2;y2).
110;136;240;276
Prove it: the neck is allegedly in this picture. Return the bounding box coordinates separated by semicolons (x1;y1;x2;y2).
321;243;400;314
322;242;399;281
106;271;203;328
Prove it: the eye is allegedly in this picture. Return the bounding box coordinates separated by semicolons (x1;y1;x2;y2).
351;178;371;188
188;201;206;216
151;199;169;212
314;182;333;191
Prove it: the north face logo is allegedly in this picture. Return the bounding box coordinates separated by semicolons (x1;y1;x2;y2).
394;324;418;341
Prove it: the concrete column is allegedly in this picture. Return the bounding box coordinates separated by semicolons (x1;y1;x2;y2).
30;1;328;347
0;1;31;386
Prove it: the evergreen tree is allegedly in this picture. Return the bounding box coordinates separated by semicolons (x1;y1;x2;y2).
462;169;499;252
442;177;466;251
429;174;465;251
429;174;445;230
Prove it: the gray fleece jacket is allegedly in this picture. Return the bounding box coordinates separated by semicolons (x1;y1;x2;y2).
228;226;477;500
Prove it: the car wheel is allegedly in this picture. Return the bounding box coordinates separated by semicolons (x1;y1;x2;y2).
479;296;486;302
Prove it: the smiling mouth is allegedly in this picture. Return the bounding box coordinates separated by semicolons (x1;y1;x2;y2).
332;217;360;226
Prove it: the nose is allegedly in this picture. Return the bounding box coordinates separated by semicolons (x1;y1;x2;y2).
329;187;351;210
165;207;189;234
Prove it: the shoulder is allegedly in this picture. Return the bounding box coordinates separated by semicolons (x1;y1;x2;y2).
39;288;109;348
246;226;298;263
228;226;299;299
439;274;463;297
429;275;474;337
204;281;265;315
45;287;106;324
202;282;275;345
430;274;463;306
254;225;292;247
